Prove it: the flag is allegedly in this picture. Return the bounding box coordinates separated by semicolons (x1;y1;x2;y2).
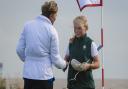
76;0;103;11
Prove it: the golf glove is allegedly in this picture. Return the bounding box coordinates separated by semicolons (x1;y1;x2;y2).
71;59;90;72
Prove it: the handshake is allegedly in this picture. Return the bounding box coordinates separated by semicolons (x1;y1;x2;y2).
71;59;91;72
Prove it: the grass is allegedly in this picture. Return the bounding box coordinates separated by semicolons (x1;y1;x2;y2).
0;77;6;89
0;77;23;89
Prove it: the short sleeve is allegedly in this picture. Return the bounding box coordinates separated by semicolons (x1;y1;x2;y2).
91;42;98;57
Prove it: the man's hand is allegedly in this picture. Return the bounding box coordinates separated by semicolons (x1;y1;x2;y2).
63;61;69;72
63;55;70;72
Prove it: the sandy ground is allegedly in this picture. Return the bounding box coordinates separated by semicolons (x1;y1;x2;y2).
54;79;128;89
4;78;128;89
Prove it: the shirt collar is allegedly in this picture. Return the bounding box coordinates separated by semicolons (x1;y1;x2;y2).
36;15;52;25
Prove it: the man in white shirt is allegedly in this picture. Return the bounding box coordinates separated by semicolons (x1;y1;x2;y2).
16;1;66;89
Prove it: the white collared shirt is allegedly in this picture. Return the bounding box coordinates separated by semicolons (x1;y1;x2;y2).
16;15;66;80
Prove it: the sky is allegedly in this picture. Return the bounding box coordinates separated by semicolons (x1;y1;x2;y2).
0;0;128;79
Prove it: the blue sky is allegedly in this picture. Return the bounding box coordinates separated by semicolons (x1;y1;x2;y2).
0;0;128;79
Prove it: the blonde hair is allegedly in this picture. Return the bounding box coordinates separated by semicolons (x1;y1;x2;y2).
73;16;88;30
41;0;58;18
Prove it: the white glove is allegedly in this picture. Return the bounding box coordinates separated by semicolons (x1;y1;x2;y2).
71;59;90;72
71;59;83;71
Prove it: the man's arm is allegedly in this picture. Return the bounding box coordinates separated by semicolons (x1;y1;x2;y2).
50;27;66;69
16;28;26;62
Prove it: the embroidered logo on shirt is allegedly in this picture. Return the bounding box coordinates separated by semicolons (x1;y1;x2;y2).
83;45;86;50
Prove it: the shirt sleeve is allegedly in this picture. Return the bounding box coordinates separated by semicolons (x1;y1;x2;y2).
16;27;26;62
91;42;98;58
50;27;66;69
65;44;69;56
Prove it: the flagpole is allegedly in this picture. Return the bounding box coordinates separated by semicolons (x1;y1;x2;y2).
76;0;105;88
101;0;104;89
